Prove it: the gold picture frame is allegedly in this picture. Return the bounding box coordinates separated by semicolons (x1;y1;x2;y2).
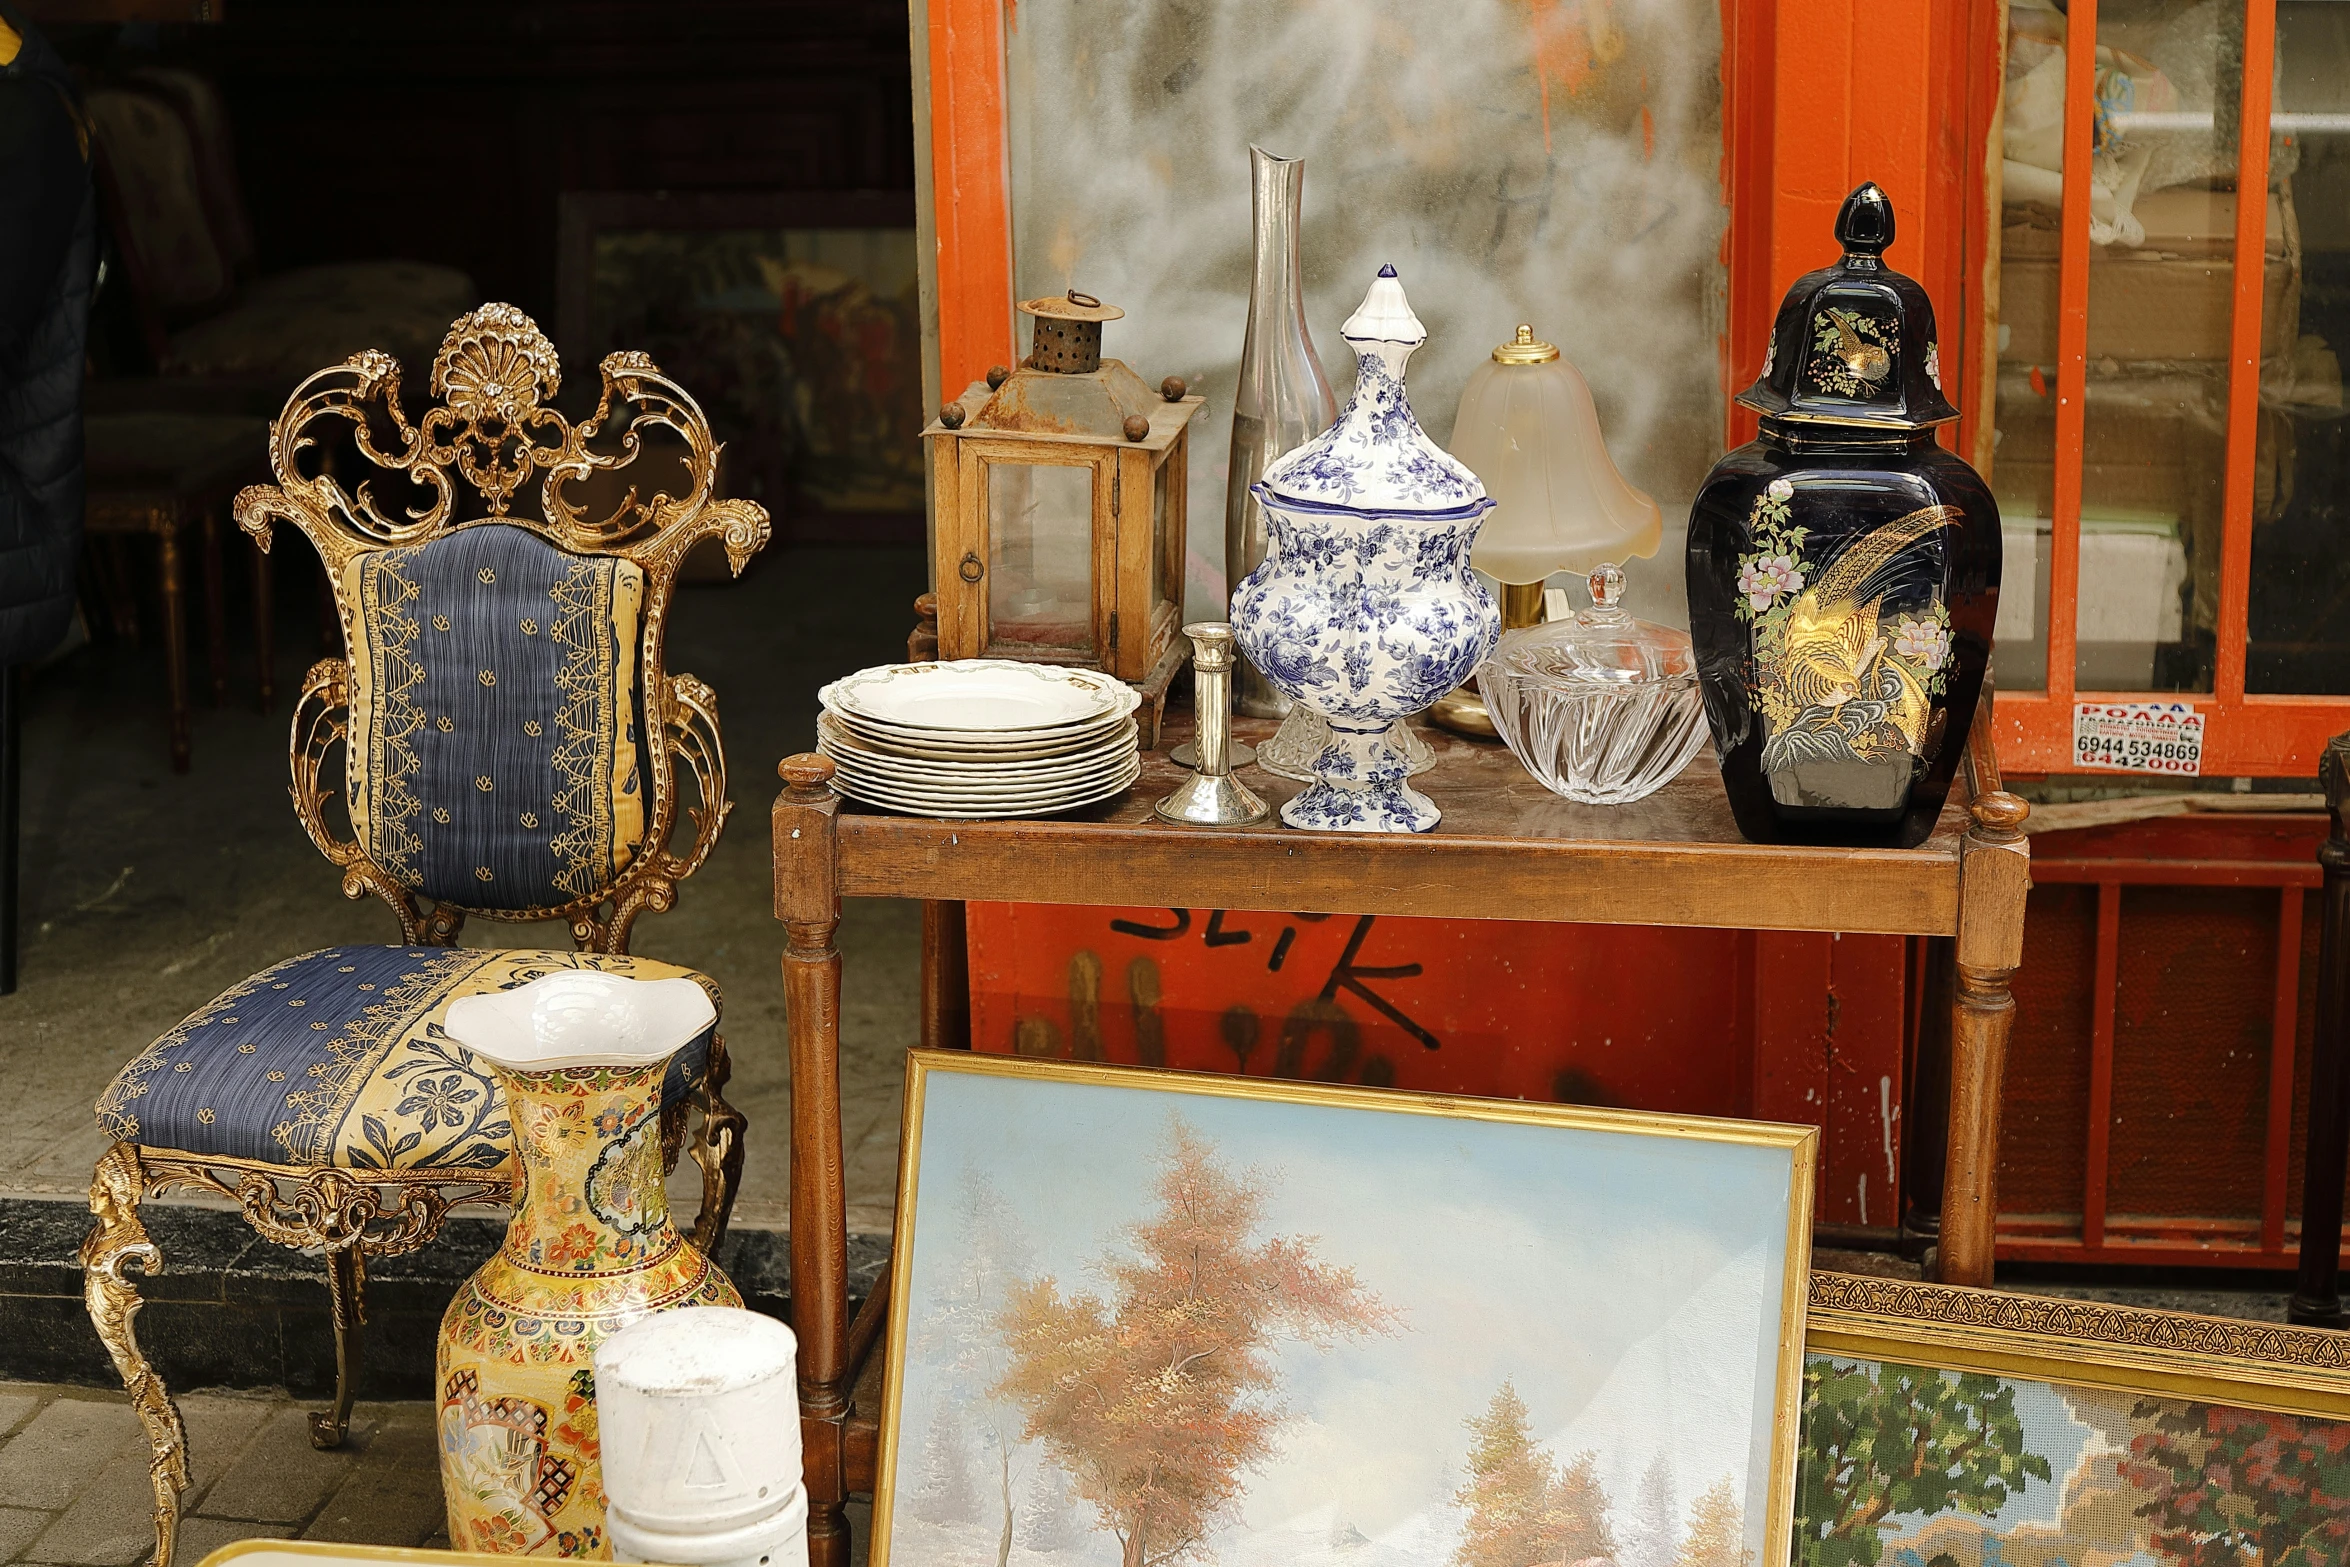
1799;1272;2350;1564
877;1050;1819;1567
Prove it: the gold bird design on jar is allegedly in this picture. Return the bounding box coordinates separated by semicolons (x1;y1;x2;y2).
1766;504;1961;761
1826;308;1891;384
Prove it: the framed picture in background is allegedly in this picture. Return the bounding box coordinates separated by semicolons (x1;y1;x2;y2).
877;1052;1817;1567
1800;1273;2350;1565
556;191;922;545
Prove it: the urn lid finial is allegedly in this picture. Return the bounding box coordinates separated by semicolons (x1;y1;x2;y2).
1341;265;1427;346
1737;181;1958;433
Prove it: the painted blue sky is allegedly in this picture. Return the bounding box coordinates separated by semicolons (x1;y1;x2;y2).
894;1065;1803;1563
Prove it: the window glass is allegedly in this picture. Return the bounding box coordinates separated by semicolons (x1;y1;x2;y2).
1993;0;2243;695
2249;4;2350;693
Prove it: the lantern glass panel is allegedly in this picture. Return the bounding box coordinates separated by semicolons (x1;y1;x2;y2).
986;460;1095;657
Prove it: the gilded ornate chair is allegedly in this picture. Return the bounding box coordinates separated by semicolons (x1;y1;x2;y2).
78;304;769;1567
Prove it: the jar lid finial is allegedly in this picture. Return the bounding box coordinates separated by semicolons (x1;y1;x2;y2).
1835;182;1895;265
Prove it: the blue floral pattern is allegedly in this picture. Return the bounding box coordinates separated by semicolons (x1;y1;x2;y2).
1229;270;1498;835
1259;331;1483;512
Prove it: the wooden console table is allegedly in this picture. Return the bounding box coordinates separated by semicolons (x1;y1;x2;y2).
771;712;2031;1567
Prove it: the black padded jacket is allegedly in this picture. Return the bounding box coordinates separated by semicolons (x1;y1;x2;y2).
0;2;95;666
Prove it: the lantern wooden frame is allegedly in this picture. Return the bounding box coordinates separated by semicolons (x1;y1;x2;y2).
923;382;1202;687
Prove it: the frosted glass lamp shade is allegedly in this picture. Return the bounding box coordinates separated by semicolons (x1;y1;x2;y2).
1451;331;1663;585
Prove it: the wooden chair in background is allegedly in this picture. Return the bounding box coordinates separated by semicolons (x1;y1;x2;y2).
82;410;274;770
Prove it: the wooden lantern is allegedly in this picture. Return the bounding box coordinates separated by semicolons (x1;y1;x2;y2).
924;290;1204;689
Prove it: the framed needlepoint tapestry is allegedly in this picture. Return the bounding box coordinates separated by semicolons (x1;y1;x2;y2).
1801;1273;2350;1565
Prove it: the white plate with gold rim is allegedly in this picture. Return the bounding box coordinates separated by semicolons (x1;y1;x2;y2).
820;660;1140;736
817;711;1137;764
831;758;1141;818
821;747;1140;799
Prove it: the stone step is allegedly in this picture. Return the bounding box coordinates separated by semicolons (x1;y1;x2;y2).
0;1195;887;1398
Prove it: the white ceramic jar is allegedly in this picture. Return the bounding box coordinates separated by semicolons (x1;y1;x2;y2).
596;1306;806;1566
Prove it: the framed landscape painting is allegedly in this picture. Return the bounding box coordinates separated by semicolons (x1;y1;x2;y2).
876;1052;1817;1567
1800;1273;2350;1566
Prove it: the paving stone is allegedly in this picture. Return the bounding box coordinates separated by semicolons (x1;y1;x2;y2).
0;1507;52;1561
170;1516;294;1561
176;1391;280;1512
0;1396;140;1510
21;1439;166;1567
0;1391;45;1443
299;1404;442;1547
191;1403;372;1525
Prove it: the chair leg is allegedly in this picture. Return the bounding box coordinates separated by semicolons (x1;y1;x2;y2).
81;1144;190;1567
311;1246;366;1449
252;540;275;712
200;513;228;709
156;524;191;773
689;1033;748;1257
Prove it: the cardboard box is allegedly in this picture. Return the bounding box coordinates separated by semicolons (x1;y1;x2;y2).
1999;188;2299;365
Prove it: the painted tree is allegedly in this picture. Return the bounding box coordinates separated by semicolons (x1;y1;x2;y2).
1673;1477;1750;1567
916;1171;1041;1560
1792;1358;2049;1567
2118;1399;2350;1566
1618;1451;1681;1567
992;1117;1396;1567
1020;1459;1083;1554
911;1400;982;1525
1452;1382;1618;1567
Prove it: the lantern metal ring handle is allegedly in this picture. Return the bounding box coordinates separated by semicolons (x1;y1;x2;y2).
957;551;984;584
1067;289;1101;308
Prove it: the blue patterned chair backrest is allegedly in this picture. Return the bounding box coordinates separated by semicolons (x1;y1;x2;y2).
344;522;647;914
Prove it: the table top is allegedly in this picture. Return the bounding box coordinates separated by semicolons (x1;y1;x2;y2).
790;717;1978;936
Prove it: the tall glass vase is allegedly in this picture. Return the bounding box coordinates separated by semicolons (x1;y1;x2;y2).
435;971;741;1557
1226;145;1336;720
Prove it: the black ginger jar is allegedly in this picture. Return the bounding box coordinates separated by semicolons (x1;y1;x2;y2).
1687;182;2001;849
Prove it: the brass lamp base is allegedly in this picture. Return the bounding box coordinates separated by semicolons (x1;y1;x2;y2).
1427;579;1544;740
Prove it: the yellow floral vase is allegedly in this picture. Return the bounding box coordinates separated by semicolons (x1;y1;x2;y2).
434;973;741;1556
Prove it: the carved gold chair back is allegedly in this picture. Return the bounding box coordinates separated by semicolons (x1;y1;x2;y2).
235;301;770;953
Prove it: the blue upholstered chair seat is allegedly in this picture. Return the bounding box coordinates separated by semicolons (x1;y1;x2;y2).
96;947;714;1181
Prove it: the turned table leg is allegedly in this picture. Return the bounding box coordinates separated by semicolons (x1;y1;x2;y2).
921;901;970;1052
2290;732;2350;1326
1941;791;2031;1288
778;755;852;1567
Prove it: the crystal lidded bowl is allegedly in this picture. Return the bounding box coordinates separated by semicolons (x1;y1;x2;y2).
443;970;716;1073
1478;567;1707;806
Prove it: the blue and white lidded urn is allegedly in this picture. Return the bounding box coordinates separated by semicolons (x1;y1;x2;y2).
1231;266;1499;833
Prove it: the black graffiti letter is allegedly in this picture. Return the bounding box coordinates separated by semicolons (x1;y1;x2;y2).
1317;916;1440;1051
1109;908;1191;940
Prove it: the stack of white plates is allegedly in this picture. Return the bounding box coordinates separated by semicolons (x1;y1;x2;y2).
816;660;1143;818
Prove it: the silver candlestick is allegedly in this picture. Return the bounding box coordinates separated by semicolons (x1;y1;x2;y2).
1155;623;1270;827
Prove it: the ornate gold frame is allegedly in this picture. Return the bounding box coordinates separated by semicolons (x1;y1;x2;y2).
873;1051;1820;1567
1807;1271;2350;1418
86;304;771;1567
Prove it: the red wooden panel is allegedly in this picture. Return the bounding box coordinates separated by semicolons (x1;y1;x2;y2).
2001;882;2099;1218
1825;934;1909;1232
965;907;1900;1229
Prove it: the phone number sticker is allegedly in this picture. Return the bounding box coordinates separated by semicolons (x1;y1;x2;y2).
2072;701;2204;775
